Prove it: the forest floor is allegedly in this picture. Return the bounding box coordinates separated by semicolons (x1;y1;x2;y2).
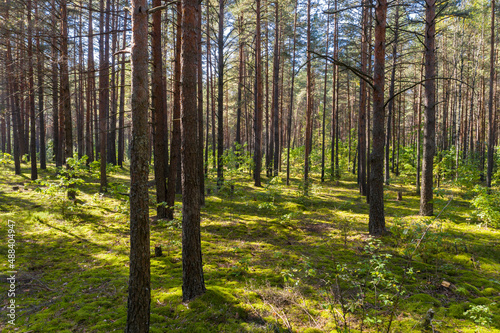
0;161;499;332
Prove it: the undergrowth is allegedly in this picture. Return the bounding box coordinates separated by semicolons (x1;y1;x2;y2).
0;157;499;332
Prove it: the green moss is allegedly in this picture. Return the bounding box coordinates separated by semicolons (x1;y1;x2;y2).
448;303;468;318
482;287;498;296
471;297;493;305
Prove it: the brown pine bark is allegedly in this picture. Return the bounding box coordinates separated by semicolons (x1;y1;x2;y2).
181;0;206;301
98;0;111;191
197;0;205;205
321;9;330;183
217;0;225;189
52;0;61;167
35;3;46;170
286;0;298;186
358;0;368;196
166;2;182;220
254;0;264;187
420;0;437;216
487;0;496;187
60;0;72;164
272;2;280;177
28;0;37;180
385;3;399;185
368;0;388;235
152;0;167;218
86;0;95;163
304;0;312;195
125;0;151;331
118;12;128;167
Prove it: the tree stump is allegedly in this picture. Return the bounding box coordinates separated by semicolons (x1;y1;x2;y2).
154;244;162;257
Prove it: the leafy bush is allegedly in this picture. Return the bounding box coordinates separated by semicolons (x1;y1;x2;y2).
471;185;500;228
464;304;495;326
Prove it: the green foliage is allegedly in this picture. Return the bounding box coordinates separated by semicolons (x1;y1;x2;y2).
0;152;13;166
471;185;500;228
464;304;495;326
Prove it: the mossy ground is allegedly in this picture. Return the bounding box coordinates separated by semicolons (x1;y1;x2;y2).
0;162;499;332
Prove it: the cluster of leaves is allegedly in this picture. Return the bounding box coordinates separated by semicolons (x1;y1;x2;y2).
0;152;13;166
464;304;496;326
471;185;500;228
33;154;88;216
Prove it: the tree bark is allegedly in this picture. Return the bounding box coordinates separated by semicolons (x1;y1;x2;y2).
254;0;263;187
304;0;312;195
152;0;167;218
487;0;496;187
61;0;72;164
368;0;388;235
420;0;437;216
126;0;151;331
217;0;225;189
28;0;37;180
166;2;182;220
181;0;206;301
286;1;298;186
385;3;399;185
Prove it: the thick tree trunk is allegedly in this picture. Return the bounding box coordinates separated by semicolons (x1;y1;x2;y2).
368;0;388;233
125;0;151;331
181;0;206;301
420;0;437;216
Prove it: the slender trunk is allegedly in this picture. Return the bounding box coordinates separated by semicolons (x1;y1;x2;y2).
420;0;437;216
286;0;298;185
99;0;111;190
217;0;225;188
153;0;167;218
28;0;37;180
304;0;312;195
272;3;280;177
254;0;263;187
385;3;399;184
118;12;128;166
36;3;46;170
321;10;330;183
61;0;72;164
487;0;496;187
358;0;368;196
166;2;182;219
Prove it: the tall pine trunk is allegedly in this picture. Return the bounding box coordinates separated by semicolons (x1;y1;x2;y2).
369;0;388;235
126;0;151;330
420;0;437;216
181;0;206;301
